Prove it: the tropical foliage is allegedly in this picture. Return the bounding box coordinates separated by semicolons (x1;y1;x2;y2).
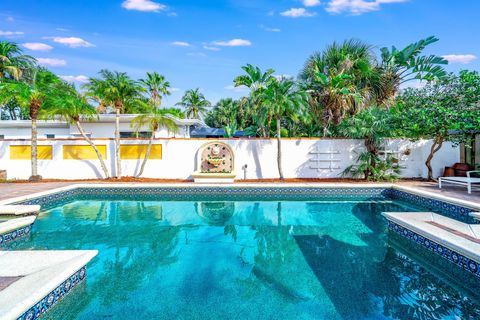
175;88;211;119
1;36;477;181
397;71;480;179
0;68;65;180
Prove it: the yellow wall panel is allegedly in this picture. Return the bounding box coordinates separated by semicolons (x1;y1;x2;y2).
120;144;162;160
63;145;107;160
10;145;53;160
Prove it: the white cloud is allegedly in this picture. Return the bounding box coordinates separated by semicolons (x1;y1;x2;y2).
274;74;292;80
260;25;281;32
303;0;321;7
60;75;89;83
22;42;53;51
0;30;24;37
187;52;207;57
225;85;249;93
400;80;426;90
326;0;407;15
203;45;220;51
56;28;69;32
6;17;14;22
121;0;166;12
211;39;252;47
37;58;66;67
48;36;95;48
172;41;191;47
280;8;316;18
442;54;477;64
170;87;180;92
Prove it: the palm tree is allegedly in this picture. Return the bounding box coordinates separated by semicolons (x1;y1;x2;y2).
300;39;378;134
131;107;178;177
378;36;448;105
205;98;239;128
83;70;144;178
46;83;110;179
175;88;211;119
0;41;36;80
139;72;171;107
233;64;275;92
258;78;309;179
338;106;393;179
0;68;62;180
234;64;276;136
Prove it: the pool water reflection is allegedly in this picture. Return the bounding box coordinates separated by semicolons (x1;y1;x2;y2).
7;198;480;320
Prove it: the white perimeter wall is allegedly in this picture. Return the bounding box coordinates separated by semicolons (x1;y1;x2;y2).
0;139;459;180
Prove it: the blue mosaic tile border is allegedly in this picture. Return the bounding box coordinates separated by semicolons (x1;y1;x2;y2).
0;224;32;245
388;221;480;278
13;186;475;219
17;266;87;320
17;187;390;208
388;189;474;222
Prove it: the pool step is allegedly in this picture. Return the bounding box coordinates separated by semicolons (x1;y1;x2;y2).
0;250;98;320
383;211;480;277
0;205;40;216
0;216;36;245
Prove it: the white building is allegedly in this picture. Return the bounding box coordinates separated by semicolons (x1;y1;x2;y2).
0;114;208;139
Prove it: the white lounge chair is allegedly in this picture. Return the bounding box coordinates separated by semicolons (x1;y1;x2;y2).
438;170;480;194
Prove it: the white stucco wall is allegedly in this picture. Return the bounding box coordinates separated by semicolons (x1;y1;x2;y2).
0;138;460;180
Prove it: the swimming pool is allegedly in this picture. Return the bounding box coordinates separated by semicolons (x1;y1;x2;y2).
5;187;480;319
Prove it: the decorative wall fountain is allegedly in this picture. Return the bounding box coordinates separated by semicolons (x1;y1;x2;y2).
192;141;236;183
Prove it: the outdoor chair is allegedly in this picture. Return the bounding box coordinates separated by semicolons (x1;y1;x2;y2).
438;170;480;194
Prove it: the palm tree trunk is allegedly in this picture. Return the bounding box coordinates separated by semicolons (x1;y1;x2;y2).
75;121;110;179
115;107;122;178
276;119;284;180
29;117;40;181
425;135;444;181
364;136;377;179
137;132;154;177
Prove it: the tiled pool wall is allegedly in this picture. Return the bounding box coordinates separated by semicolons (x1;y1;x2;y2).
17;267;87;320
388;221;480;278
388;232;480;291
0;223;32;245
15;186;476;222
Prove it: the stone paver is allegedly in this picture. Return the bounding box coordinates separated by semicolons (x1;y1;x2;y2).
398;181;480;203
0;182;78;201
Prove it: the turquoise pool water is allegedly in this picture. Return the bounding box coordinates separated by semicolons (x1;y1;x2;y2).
7;196;480;319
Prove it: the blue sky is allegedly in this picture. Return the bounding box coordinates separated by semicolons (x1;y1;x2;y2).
1;0;479;105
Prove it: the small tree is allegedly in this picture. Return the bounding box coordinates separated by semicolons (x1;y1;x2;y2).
397;71;480;180
83;70;144;178
258;78;309;179
131;107;178;177
338;106;400;181
46;83;110;179
0;68;62;180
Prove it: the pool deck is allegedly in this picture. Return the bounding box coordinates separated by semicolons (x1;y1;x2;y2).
0;180;478;204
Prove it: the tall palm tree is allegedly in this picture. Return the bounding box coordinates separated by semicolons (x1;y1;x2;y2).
259;78;309;179
0;68;62;180
234;64;276;136
175;88;211;119
233;64;275;92
300;39;378;135
131;107;178;177
0;41;36;80
46;83;110;179
83;70;144;178
139;72;171;107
